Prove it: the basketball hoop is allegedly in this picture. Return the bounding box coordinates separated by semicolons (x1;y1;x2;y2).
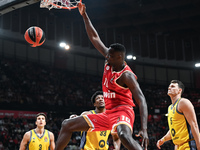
40;0;82;10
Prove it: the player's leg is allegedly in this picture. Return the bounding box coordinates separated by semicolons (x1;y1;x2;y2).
117;124;143;150
55;116;89;150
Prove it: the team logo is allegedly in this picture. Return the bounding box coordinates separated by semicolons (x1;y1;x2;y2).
99;140;105;148
106;66;110;70
44;137;48;142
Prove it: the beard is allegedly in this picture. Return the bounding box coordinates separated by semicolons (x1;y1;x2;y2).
99;106;105;109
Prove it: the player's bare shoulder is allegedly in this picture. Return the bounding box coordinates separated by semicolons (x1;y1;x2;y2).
49;130;54;136
123;71;136;79
21;130;31;143
19;131;31;150
49;131;55;139
179;98;193;106
120;71;138;86
24;130;31;139
178;98;194;112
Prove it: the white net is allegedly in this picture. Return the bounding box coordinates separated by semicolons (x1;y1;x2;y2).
40;0;81;10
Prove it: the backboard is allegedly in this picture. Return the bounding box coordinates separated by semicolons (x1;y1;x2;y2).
0;0;40;15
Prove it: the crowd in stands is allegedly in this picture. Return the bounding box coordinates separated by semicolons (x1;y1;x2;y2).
0;58;102;112
1;58;200;111
0;58;199;149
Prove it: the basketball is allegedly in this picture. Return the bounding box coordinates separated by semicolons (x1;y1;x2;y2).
24;26;45;47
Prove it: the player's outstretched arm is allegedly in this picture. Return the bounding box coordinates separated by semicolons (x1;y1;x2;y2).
122;71;149;149
19;131;30;150
78;3;108;57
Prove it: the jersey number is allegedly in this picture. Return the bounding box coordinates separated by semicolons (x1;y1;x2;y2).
170;117;176;137
121;116;130;123
100;131;107;137
104;78;108;88
171;128;176;137
170;117;172;125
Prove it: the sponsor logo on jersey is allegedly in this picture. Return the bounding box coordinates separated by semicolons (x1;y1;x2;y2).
103;91;116;98
99;140;105;148
172;136;179;141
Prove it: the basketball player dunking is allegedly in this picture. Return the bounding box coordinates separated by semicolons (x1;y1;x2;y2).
55;3;149;150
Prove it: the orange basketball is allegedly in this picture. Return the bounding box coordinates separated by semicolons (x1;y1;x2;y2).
24;26;45;47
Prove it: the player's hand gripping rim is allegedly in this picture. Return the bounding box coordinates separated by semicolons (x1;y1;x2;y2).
77;2;86;16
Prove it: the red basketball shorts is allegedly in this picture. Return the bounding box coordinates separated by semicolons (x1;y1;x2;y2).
83;105;135;134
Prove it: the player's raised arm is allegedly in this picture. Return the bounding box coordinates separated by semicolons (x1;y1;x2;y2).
78;3;108;57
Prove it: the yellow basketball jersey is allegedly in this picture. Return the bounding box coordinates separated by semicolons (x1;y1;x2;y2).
168;98;196;149
27;129;50;150
80;110;111;150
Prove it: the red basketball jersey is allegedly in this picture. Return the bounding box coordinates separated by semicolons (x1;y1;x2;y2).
102;63;137;110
